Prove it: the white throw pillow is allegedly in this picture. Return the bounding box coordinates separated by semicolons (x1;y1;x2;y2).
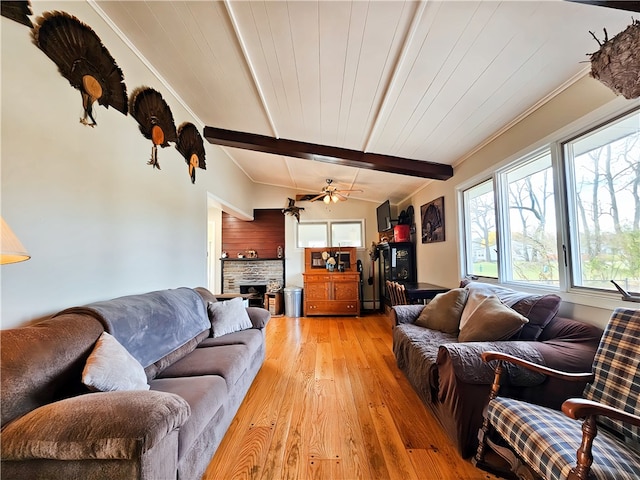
82;332;150;391
208;297;253;338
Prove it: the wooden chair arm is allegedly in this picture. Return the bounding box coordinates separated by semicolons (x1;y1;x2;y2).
481;351;594;383
562;398;640;427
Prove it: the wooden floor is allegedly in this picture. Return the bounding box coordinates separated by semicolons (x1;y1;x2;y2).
203;311;499;480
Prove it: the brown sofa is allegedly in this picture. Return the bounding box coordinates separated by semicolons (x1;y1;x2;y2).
392;281;603;458
1;287;270;480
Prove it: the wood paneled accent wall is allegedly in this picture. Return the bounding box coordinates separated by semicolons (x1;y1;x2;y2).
222;209;285;259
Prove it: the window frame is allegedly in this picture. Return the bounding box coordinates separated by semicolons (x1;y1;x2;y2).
457;102;640;310
296;219;365;249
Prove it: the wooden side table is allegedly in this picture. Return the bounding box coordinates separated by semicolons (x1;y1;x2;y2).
265;291;283;315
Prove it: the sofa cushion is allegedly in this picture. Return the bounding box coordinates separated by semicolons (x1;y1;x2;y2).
197;328;264;351
458;292;528;342
150;376;227;459
207;297;253;338
157;344;250;388
461;281;561;340
82;332;149;392
415;288;468;334
144;330;210;381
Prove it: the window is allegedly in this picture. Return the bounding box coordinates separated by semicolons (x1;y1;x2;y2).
297;220;363;248
463;180;497;278
460;106;640;297
503;151;558;286
331;221;363;248
564;110;640;293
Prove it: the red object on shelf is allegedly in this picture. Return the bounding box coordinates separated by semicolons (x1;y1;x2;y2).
394;224;410;242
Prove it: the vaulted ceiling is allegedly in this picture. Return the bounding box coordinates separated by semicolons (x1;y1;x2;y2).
93;0;635;204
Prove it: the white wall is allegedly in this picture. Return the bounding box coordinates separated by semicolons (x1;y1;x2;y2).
1;2;255;328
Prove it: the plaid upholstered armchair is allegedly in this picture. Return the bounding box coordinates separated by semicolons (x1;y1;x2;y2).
474;308;640;480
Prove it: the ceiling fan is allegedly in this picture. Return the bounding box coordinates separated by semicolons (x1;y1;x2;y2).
301;179;363;204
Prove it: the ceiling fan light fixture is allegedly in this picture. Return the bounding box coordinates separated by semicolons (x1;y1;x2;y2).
323;194;331;204
332;194;339;203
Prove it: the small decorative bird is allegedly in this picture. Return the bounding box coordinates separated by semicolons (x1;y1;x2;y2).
129;87;177;169
31;11;128;126
282;198;304;222
176;122;206;183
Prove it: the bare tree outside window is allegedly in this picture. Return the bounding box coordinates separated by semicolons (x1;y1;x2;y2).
566;110;640;293
505;153;558;286
464;181;497;278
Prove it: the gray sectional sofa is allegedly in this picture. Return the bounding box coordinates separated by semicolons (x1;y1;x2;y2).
392;281;604;458
1;287;270;480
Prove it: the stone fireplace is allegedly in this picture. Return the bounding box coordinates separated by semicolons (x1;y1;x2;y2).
221;258;285;296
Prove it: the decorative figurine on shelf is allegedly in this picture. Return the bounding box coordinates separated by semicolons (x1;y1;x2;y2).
221;251;228;258
326;256;336;272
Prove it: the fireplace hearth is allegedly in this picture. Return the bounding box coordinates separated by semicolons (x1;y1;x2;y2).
240;285;267;308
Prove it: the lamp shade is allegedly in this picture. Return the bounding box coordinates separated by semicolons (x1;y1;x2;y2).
1;217;30;264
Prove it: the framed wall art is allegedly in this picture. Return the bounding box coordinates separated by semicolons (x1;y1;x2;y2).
420;196;445;243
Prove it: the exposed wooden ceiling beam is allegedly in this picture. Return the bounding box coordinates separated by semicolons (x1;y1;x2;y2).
565;1;640;12
203;127;453;181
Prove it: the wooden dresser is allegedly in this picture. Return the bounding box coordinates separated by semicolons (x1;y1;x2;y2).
303;247;360;316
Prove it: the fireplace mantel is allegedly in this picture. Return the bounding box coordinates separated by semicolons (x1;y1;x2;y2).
221;257;281;262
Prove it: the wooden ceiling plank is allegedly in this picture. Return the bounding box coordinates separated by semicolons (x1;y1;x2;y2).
203;126;453;180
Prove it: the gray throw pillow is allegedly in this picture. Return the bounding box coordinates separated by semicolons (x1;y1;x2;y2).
415;288;469;334
458;291;528;342
82;332;150;391
207;297;253;338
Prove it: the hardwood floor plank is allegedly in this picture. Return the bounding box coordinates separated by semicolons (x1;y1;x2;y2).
369;402;420;480
227;425;274;479
202;313;499;480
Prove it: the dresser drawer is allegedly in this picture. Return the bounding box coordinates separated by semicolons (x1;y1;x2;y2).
305;301;359;316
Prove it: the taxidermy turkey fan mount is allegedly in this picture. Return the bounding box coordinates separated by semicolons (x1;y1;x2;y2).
31;11;128;126
300;179;363;204
1;1;33;27
129;87;177;169
176;122;206;184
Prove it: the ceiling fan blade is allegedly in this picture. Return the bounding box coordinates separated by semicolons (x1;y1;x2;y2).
334;192;349;201
308;194;325;202
335;188;363;193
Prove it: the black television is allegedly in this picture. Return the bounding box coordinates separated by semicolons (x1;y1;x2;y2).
376;200;392;232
